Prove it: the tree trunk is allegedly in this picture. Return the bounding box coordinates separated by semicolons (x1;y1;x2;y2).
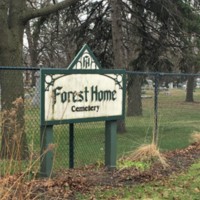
25;22;40;86
127;75;142;116
0;0;29;159
110;0;126;133
185;76;194;102
125;0;143;117
0;18;29;159
0;0;79;159
0;65;29;160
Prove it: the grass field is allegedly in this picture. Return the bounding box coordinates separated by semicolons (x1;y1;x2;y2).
130;161;200;200
1;88;200;175
52;88;200;170
76;160;200;199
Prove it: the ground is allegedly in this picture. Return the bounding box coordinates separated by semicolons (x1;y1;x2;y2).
1;143;200;199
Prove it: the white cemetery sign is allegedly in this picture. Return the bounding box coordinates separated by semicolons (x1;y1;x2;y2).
40;44;125;177
41;70;125;125
41;44;125;125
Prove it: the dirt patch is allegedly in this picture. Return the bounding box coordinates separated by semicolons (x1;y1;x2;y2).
1;143;200;199
62;143;200;188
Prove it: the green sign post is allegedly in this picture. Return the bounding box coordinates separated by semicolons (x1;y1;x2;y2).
40;45;125;177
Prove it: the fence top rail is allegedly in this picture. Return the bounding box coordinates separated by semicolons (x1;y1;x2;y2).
1;67;200;77
0;66;40;70
126;71;200;77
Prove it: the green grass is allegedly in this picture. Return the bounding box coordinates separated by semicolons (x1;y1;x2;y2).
76;160;200;199
1;88;200;174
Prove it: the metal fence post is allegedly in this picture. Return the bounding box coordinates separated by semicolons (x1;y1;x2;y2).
105;120;117;169
69;123;74;168
153;73;159;145
40;125;54;177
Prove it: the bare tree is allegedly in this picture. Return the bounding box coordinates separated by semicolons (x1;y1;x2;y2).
0;0;80;159
109;0;126;133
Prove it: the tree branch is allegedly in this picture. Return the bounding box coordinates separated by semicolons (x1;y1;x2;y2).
22;0;80;23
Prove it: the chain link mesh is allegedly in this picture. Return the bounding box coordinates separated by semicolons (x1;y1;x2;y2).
1;68;200;175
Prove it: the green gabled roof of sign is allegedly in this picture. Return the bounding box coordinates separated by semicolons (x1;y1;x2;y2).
67;44;102;70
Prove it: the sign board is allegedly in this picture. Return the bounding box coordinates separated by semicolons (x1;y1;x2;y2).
40;69;125;125
40;44;124;177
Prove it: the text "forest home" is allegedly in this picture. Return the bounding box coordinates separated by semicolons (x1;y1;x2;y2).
53;85;117;104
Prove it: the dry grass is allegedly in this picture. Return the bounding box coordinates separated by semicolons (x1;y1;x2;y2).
123;143;168;168
190;132;200;144
190;132;200;150
0;142;59;200
0;98;39;199
0;144;55;200
0;97;63;199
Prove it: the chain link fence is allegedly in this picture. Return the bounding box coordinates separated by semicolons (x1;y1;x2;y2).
126;71;200;154
0;67;200;175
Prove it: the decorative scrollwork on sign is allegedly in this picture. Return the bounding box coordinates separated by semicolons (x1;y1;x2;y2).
45;74;67;91
67;44;101;70
45;75;54;91
75;50;98;69
45;73;123;91
103;74;123;89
